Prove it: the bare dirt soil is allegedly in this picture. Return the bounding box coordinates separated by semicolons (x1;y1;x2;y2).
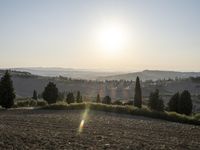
0;109;199;150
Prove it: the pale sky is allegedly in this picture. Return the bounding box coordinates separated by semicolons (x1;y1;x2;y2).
0;0;200;72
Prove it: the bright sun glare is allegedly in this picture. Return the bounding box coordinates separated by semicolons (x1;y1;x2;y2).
96;22;129;56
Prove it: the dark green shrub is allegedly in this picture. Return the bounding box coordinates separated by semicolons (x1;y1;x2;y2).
124;100;133;105
112;100;122;105
16;100;29;107
66;92;75;104
102;96;111;104
29;99;37;107
194;113;200;120
37;100;48;107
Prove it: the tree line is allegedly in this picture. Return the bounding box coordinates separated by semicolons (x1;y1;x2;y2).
0;71;193;116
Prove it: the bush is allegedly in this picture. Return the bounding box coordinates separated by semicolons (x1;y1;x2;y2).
29;99;37;107
112;100;123;105
194;113;200;120
37;100;48;107
42;102;86;110
124;100;133;105
66;92;75;104
102;96;111;104
16;100;30;107
16;99;48;107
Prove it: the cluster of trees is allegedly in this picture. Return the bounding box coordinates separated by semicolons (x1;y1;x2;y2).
132;76;193;115
168;91;193;115
100;76;193;116
42;82;83;104
0;71;194;116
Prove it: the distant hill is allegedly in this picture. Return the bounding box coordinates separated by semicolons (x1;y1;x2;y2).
0;70;34;77
8;68;200;81
98;70;200;81
12;67;119;80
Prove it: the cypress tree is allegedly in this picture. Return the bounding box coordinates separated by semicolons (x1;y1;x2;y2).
168;92;179;112
66;92;75;104
76;91;81;103
0;71;16;108
32;90;38;100
134;76;142;108
96;94;101;103
42;82;58;104
148;89;164;111
179;90;193;115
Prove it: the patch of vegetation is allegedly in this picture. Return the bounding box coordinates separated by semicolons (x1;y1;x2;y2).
16;99;47;107
41;102;200;125
43;102;86;110
37;100;48;107
194;113;200;121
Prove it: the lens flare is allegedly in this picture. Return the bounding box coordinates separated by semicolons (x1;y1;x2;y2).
78;107;90;133
79;119;85;133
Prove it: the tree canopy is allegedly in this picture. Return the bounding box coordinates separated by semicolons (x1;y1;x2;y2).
42;82;58;104
0;71;16;108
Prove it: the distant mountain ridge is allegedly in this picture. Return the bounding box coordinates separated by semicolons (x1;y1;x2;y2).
98;70;200;81
11;67;120;80
1;68;200;81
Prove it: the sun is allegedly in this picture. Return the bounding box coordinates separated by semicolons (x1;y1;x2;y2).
96;22;128;55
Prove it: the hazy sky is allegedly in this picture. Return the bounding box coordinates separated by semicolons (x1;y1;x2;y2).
0;0;200;71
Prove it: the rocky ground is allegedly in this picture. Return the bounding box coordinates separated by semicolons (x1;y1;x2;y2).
0;109;199;150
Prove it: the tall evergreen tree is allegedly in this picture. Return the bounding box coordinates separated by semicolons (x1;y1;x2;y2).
76;91;81;103
0;71;15;108
96;94;101;103
66;92;75;104
148;89;164;111
168;92;179;112
179;90;193;115
134;76;142;108
32;90;38;100
42;82;58;104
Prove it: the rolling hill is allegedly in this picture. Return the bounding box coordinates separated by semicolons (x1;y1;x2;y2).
98;70;200;81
